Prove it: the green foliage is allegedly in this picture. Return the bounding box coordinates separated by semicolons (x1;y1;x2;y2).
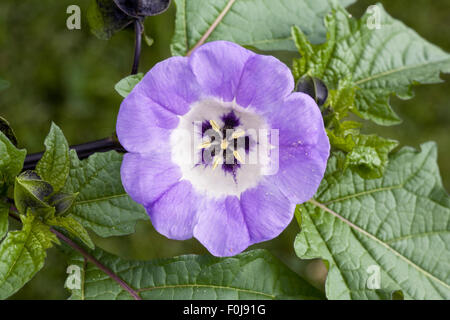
66;248;324;300
47;216;94;249
295;143;450;299
292;4;450;126
0;204;7;240
36;123;70;192
170;0;356;56
48;192;78;217
114;73;144;98
63;151;147;237
344;134;398;179
0;116;18;147
0;213;58;299
0;131;26;190
14;171;55;219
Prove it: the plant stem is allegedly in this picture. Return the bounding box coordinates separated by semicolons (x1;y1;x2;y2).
23;136;125;171
131;19;143;75
8;209;142;300
52;228;142;300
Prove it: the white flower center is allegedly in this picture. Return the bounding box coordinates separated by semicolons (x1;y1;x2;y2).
170;98;273;198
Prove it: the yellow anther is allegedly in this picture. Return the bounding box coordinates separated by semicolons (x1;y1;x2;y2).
233;150;244;164
231;130;245;140
209;120;221;133
220;139;228;150
198;140;212;149
212;156;220;170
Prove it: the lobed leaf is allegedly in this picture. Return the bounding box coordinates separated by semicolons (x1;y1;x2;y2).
295;142;450;299
344;134;398;179
292;4;450;125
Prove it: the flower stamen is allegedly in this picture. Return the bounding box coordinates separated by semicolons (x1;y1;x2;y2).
209;120;221;133
220;139;228;150
198;140;212;149
230;130;245;140
233;150;244;164
212;156;220;170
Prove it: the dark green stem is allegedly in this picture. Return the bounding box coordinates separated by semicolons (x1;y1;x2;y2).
23;136;124;171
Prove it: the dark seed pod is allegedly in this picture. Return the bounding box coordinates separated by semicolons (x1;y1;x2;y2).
295;75;328;106
113;0;171;17
14;171;55;218
49;192;78;217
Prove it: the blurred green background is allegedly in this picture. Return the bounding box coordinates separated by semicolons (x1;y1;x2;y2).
0;0;448;299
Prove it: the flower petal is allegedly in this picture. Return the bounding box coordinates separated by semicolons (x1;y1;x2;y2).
116;90;179;153
138;56;201;115
120;152;181;207
147;180;200;240
235;55;294;109
261;92;330;202
240;179;294;243
265;92;327;146
194;196;250;257
270;138;329;203
189;41;255;102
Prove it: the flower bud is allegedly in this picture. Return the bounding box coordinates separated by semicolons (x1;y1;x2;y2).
295;75;328;106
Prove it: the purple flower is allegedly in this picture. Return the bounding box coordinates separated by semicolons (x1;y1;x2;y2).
116;41;330;257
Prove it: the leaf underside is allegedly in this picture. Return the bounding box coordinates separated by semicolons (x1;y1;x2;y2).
295;142;450;300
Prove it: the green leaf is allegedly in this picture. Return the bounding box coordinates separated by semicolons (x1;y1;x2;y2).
47;216;94;249
0;204;8;240
170;0;356;56
292;4;450;125
14;171;55;219
36;123;70;192
114;73;144;98
66;248;324;300
63;151;147;237
0;131;26;188
295;142;450;299
144;32;154;47
0;116;18;147
0;213;58;299
344;135;398;179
